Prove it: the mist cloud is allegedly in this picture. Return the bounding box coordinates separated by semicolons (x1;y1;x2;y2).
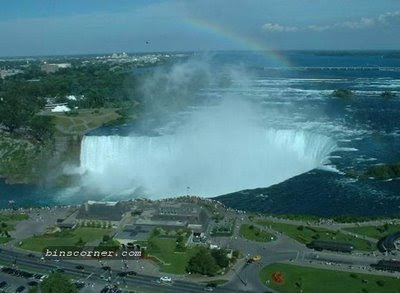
78;58;336;198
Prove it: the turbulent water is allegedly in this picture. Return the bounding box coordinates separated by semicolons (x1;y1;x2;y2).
2;51;400;216
80;128;337;197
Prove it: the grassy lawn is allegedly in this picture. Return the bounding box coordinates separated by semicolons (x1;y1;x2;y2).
44;108;121;135
19;227;112;252
0;213;28;241
257;220;375;251
0;213;29;222
147;237;201;274
344;224;400;239
0;237;13;244
146;229;201;274
260;263;400;293
239;224;275;242
0;212;28;232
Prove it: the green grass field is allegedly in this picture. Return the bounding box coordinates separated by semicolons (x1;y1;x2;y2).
144;229;202;274
0;212;28;240
147;237;201;274
0;213;29;222
44;108;121;135
260;263;400;293
344;224;400;239
239;224;275;242
19;227;112;252
256;220;375;251
0;237;13;244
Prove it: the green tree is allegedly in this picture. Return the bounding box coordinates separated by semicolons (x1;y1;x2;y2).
186;248;219;276
376;280;385;287
40;272;77;293
0;95;35;132
75;237;85;246
29;115;55;142
175;235;186;251
211;249;230;268
232;250;240;259
102;235;110;242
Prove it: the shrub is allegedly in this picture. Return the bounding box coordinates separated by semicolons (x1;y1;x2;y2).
350;273;358;279
376;280;385;287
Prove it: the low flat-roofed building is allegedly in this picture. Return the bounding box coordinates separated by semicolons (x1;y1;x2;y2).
307;240;354;253
76;201;127;226
114;225;153;245
153;202;209;232
57;222;77;229
41;63;71;74
377;231;400;252
135;218;187;229
372;260;400;272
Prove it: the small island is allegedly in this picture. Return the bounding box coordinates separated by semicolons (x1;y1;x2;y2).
365;162;400;180
381;91;397;98
332;89;354;98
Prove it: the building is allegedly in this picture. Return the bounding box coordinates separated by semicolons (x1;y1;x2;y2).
44;102;69;111
41;63;71;74
114;225;153;245
372;260;400;272
76;201;128;226
57;222;77;229
306;240;354;253
0;69;23;79
51;105;71;112
192;232;207;243
377;232;400;252
154;202;210;232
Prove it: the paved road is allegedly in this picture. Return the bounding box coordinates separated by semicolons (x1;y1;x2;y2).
5;209;400;292
0;248;259;293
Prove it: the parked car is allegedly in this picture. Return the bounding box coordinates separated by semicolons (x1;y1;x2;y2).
160;276;172;282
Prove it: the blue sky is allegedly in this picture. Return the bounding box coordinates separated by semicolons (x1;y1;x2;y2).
1;0;400;56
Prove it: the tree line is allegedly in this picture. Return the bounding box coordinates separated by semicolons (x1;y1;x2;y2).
0;62;140;141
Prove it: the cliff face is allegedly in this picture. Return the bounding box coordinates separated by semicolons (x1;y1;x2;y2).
0;131;82;186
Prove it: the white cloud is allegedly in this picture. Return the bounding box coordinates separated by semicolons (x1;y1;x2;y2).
262;11;400;33
377;11;400;25
262;23;299;32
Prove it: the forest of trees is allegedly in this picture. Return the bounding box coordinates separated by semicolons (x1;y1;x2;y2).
0;62;139;141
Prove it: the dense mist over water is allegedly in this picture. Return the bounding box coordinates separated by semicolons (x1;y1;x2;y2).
79;58;337;198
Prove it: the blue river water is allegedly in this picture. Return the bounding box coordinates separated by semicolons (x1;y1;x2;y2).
1;51;400;217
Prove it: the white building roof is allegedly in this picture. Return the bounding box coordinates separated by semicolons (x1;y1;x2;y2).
51;105;71;112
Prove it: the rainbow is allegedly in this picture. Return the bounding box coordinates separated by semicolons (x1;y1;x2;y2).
182;16;292;67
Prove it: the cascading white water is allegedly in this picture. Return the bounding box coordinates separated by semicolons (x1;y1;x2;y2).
80;128;337;198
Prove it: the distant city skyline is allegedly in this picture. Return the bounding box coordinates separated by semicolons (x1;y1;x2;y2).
1;0;400;57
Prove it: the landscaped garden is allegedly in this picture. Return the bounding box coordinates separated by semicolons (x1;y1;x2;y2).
256;220;375;251
19;227;112;252
143;228;199;274
260;263;400;293
239;224;275;242
344;223;400;239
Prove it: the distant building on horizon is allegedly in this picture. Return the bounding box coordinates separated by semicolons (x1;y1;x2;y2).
40;62;71;74
0;68;23;79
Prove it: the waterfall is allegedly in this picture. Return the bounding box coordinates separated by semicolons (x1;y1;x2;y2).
80;128;337;198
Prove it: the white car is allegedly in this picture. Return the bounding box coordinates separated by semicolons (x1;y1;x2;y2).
160;276;172;283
